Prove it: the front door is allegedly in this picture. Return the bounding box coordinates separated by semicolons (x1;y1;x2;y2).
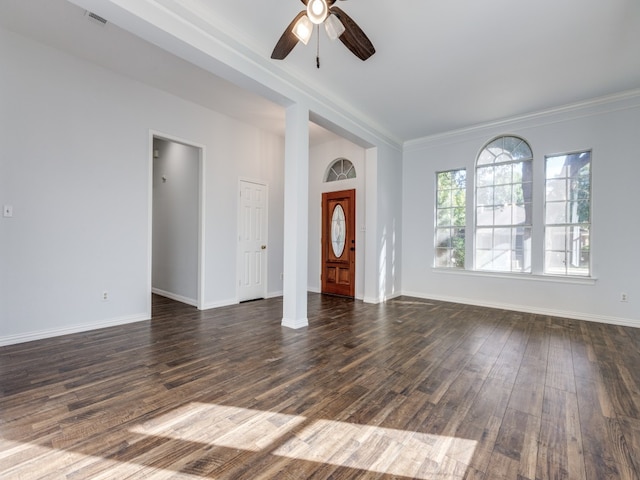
238;180;268;301
322;189;356;297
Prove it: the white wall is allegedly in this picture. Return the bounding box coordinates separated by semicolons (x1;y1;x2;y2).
402;92;640;326
152;138;199;305
0;27;285;344
308;137;366;298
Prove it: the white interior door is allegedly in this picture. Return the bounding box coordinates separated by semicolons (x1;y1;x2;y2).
238;180;268;301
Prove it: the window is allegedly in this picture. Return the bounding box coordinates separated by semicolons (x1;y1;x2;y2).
475;136;533;272
544;151;591;276
435;169;466;268
325;158;356;182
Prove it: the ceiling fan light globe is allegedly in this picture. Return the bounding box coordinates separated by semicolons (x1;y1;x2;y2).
324;14;345;40
293;15;313;45
307;0;328;24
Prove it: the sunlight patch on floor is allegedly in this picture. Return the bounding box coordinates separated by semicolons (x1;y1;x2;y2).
131;402;306;452
132;402;477;479
0;439;202;480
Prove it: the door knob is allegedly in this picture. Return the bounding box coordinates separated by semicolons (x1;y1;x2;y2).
261;245;267;250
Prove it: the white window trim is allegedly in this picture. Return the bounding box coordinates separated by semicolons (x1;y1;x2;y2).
432;267;597;285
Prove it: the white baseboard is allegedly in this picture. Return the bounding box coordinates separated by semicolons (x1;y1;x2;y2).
266;290;283;299
152;288;198;307
281;317;309;329
401;290;640;328
363;291;402;304
0;313;150;347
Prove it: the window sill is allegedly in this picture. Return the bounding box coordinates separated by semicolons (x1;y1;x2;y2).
431;268;597;285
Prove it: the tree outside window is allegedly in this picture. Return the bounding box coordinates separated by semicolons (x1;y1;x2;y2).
435;169;466;268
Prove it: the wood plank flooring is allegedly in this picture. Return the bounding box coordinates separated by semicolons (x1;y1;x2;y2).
1;294;640;479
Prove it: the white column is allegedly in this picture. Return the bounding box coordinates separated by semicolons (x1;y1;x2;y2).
363;147;380;304
282;103;309;329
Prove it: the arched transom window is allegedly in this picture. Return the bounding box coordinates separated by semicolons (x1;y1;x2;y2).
475;136;533;273
325;158;356;182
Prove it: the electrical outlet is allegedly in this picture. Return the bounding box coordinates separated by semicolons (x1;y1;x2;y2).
102;291;109;301
620;292;628;302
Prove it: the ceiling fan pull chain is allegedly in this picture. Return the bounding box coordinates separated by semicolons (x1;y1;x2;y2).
316;27;320;69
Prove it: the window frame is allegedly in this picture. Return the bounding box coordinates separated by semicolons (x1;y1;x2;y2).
325;158;356;183
474;135;533;274
543;149;592;277
434;168;467;269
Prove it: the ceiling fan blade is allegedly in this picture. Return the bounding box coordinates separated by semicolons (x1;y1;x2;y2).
271;10;307;60
330;6;375;61
300;0;309;5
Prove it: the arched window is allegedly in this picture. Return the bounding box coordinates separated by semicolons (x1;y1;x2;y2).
325;158;356;182
475;136;533;272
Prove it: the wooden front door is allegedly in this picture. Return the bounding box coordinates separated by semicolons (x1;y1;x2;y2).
322;189;355;297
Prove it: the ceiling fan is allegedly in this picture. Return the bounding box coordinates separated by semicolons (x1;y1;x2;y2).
271;0;375;63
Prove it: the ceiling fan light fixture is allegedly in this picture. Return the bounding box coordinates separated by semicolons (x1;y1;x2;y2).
324;13;345;40
307;0;328;24
293;14;313;45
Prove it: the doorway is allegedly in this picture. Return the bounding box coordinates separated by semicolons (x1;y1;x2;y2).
321;189;356;297
151;135;204;308
237;180;268;302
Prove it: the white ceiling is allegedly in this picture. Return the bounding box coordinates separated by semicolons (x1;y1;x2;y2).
2;0;640;145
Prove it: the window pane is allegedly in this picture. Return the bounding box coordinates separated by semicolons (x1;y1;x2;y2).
437;171;452;187
437;189;452;208
476;249;493;270
434;248;451;268
477;149;495;165
516;227;532;273
476;228;493;249
511;203;529;224
494;164;512;185
514;182;533;203
477;166;495;187
436;228;452;248
568;200;590;223
546;202;567;224
494;228;512;247
437;209;452;227
512;141;533;161
477;187;493;206
451;228;465;267
476;206;494;226
494;185;512;206
546;156;567;178
546;226;566;250
546;179;566;201
453;170;467;187
453;207;466;226
545;251;567;275
503;136;521;156
492;248;511;271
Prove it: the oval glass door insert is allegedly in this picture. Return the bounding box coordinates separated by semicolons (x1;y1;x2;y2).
331;204;346;258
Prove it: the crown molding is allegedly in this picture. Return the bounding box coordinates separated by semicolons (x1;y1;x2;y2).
404;88;640;151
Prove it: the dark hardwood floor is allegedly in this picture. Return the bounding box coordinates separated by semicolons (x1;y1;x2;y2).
1;294;640;479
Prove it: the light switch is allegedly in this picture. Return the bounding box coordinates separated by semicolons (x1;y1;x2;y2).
3;205;12;218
